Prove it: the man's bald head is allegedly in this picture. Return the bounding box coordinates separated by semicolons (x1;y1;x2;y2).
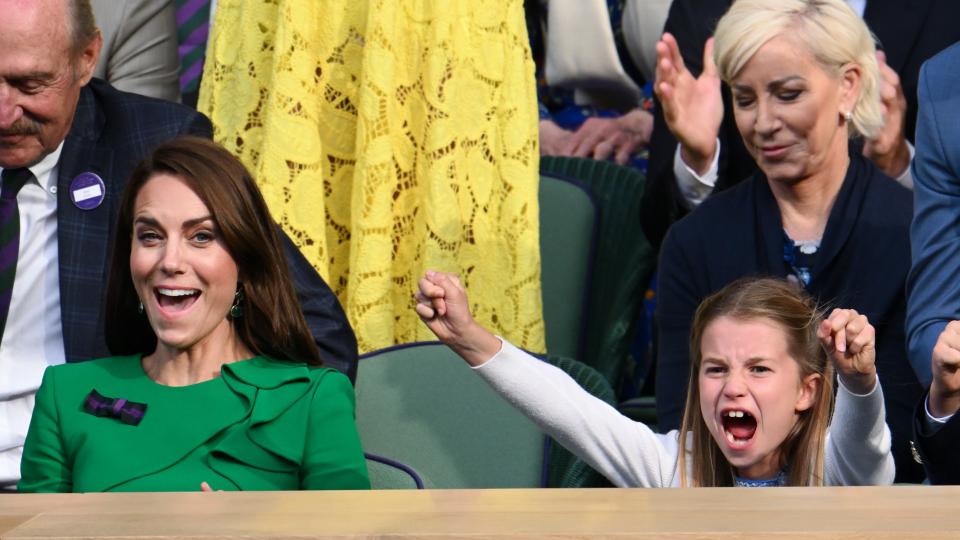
0;0;102;168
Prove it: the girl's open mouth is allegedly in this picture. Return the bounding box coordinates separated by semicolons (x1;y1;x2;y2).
721;409;757;448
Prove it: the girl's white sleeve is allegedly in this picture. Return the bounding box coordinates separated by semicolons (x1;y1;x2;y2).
824;377;896;486
473;339;681;487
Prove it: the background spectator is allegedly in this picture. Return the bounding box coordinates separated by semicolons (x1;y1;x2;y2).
527;0;670;168
641;0;960;249
91;0;181;102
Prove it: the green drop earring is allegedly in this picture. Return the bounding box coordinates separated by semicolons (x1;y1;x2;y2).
229;288;244;319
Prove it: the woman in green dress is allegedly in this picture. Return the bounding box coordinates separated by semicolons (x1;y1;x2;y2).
18;137;370;492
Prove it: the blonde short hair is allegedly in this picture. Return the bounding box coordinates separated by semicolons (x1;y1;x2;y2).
712;0;882;139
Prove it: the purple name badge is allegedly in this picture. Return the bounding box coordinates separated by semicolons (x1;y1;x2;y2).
69;172;106;210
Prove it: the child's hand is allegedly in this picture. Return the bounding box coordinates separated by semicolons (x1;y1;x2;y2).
415;270;501;366
930;321;960;417
818;308;877;394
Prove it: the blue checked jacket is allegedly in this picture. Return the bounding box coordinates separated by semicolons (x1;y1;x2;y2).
56;79;359;381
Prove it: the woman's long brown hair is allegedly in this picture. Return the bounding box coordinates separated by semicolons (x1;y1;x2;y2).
104;136;322;365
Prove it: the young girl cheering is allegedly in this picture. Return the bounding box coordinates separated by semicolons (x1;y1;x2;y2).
415;273;894;487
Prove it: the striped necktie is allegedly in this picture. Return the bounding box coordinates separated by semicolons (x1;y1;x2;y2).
176;0;213;96
0;168;30;339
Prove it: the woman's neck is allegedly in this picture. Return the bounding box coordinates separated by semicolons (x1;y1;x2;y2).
770;151;850;242
142;329;254;387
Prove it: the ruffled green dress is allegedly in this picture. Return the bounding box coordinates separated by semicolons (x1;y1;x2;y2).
18;355;370;492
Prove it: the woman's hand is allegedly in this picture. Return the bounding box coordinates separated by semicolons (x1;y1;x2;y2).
929;321;960;417
200;481;222;492
654;33;723;175
563;110;654;165
817;308;877;394
862;50;911;179
415;270;501;366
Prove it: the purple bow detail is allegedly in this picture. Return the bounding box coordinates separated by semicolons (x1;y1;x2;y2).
82;390;147;426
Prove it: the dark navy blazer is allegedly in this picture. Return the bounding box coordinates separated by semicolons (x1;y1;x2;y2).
56;79;359;381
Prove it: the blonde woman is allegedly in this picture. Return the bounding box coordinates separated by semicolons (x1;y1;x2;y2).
653;0;923;482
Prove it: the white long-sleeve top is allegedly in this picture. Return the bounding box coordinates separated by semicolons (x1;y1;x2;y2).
474;339;896;487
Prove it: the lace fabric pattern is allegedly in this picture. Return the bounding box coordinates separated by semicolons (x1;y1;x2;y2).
199;0;545;353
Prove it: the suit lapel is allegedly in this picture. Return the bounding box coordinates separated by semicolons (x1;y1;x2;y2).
57;87;116;361
864;0;933;74
808;155;867;286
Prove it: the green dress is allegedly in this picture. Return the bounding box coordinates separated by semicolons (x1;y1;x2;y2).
18;355;370;492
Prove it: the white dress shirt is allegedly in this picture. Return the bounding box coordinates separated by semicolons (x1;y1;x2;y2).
0;144;66;487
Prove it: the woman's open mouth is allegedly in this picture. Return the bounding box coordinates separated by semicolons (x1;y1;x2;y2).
721;409;757;448
155;287;201;313
760;144;791;159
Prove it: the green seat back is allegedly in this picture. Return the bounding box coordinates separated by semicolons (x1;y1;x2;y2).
539;157;656;390
356;342;546;488
539;173;597;359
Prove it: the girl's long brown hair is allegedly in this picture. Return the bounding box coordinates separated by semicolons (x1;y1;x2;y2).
678;278;834;486
105;136;322;365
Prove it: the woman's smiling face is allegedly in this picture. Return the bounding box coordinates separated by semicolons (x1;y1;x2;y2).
730;35;859;185
130;173;240;353
698;316;820;480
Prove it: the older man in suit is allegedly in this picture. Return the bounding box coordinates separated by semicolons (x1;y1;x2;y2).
0;0;357;488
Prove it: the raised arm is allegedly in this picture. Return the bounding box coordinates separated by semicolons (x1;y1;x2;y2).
641;0;754;249
416;271;683;487
818;309;894;486
414;271;502;366
654;33;723;177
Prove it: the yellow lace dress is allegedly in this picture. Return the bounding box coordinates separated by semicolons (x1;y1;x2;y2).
199;0;544;353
